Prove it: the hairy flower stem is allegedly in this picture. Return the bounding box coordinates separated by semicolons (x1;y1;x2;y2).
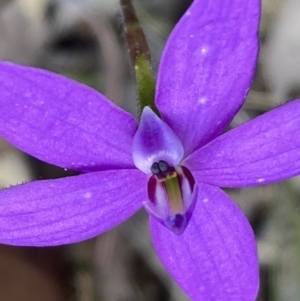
120;0;159;117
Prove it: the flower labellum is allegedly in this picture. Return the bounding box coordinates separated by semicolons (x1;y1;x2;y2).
147;161;197;234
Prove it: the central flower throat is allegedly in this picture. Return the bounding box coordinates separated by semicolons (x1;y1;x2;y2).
151;161;184;214
132;107;197;234
145;160;197;235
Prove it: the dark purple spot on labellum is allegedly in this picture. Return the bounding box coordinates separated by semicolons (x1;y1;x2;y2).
164;214;187;235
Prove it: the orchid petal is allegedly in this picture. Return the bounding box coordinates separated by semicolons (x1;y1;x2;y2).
155;0;260;155
185;99;300;187
150;183;258;301
0;62;137;172
0;169;147;246
132;107;184;174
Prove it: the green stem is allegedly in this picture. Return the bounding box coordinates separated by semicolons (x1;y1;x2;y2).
120;0;159;117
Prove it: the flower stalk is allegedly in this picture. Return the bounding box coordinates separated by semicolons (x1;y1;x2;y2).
120;0;158;116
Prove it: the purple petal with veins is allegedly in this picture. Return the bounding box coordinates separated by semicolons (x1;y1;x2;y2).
0;61;138;172
155;0;260;155
0;169;147;246
150;183;259;301
185;99;300;187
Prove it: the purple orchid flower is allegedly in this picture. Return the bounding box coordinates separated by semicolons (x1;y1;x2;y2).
1;0;300;300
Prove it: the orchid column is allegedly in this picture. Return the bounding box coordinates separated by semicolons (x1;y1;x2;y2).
2;0;300;301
